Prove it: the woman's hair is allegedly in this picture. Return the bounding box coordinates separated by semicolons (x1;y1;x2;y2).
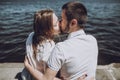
32;9;54;58
62;1;87;28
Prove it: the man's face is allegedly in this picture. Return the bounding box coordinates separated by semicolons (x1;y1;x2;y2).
60;10;68;33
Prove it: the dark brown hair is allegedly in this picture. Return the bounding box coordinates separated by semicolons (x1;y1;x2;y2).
32;9;54;58
62;1;87;28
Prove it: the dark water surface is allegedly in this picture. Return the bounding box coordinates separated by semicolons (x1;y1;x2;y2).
0;0;120;64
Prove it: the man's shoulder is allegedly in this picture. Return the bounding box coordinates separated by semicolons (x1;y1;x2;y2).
78;34;97;42
86;34;97;42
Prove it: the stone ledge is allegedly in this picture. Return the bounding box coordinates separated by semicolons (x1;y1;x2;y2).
0;63;120;80
96;63;120;80
0;63;24;68
0;63;24;80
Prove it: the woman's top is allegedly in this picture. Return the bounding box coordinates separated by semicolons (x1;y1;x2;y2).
26;32;55;69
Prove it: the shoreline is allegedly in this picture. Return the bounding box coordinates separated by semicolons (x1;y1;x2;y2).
0;52;120;65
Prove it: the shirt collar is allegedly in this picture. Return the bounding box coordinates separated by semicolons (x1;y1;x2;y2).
67;29;85;39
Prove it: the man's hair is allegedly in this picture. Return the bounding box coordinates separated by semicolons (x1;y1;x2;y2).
62;1;87;28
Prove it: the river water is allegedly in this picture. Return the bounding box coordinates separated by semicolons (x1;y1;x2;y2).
0;0;120;64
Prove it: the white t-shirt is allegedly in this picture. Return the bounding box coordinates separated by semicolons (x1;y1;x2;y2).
26;32;55;69
47;29;98;80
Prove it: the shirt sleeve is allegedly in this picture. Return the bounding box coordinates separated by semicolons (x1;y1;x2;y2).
42;40;55;62
47;44;65;71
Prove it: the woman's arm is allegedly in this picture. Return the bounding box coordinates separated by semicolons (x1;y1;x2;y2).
24;56;44;80
24;56;61;80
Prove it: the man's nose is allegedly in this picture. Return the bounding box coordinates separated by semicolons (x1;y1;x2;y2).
58;20;63;34
58;19;61;27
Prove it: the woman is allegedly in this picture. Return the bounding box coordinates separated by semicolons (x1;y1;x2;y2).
21;9;60;80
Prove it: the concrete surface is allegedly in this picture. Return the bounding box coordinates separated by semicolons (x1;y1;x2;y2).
0;63;120;80
0;63;24;80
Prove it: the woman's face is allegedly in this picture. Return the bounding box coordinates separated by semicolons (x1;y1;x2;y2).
53;13;60;35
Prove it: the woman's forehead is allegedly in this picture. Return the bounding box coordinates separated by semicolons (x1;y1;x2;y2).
53;13;58;23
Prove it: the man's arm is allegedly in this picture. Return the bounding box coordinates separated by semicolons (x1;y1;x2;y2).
24;56;60;80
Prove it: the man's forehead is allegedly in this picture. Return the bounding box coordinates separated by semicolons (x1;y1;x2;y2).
61;10;66;18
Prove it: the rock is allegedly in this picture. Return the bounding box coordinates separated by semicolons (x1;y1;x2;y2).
96;63;120;80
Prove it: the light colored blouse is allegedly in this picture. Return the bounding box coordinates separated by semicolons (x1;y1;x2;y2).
26;32;55;69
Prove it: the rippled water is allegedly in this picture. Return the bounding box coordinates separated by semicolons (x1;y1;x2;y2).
0;0;120;63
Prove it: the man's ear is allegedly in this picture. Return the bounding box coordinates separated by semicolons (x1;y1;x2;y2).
71;19;77;26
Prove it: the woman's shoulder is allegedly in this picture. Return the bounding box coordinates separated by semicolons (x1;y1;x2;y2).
44;39;55;46
26;32;34;44
28;32;34;37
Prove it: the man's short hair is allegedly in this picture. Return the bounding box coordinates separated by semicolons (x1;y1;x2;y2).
62;1;87;28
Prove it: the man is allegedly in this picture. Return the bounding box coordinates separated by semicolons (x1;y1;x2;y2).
24;1;98;80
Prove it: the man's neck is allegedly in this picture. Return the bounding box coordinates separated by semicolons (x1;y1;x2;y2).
68;26;82;33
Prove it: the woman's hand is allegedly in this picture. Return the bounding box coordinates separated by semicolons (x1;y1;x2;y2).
77;74;87;80
24;56;30;68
